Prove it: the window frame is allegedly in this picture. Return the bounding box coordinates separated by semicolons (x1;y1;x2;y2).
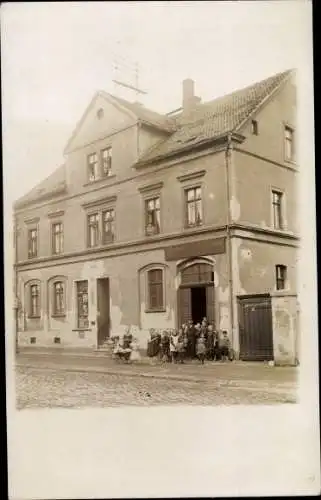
101;147;113;178
271;189;284;230
102;207;115;244
138;182;164;238
29;282;41;318
84;199;117;249
184;185;203;228
87;212;100;248
52;280;66;317
87;152;99;182
27;226;38;259
146;267;165;313
144;196;161;236
284;124;295;162
275;265;287;291
75;280;89;329
51;221;64;255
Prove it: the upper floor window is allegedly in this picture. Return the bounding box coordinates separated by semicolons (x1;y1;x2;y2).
102;209;115;244
145;197;160;236
52;222;63;255
272;190;284;230
76;280;89;329
30;283;40;317
251;120;258;135
88;153;99;182
147;268;164;311
53;281;65;316
87;213;99;248
284;126;294;161
101;147;112;177
28;228;38;258
185;186;203;227
276;265;287;290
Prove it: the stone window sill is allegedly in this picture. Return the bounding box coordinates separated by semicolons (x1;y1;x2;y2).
84;175;116;187
28;316;41;319
145;308;166;314
184;223;203;230
51;314;66;318
72;328;92;332
88;241;115;249
284;157;296;165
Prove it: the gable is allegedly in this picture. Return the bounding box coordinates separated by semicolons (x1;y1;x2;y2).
237;74;296;162
64;93;137;154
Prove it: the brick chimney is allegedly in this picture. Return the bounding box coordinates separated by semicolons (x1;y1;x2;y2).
182;78;201;112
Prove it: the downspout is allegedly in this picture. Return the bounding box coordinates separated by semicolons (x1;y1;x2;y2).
14;214;19;355
225;133;235;350
136;121;141;160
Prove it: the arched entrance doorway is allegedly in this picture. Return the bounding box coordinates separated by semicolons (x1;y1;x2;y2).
177;261;215;326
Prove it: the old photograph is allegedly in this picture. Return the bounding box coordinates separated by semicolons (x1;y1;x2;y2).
2;1;319;498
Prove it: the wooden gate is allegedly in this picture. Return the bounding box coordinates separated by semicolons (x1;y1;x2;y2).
238;294;273;361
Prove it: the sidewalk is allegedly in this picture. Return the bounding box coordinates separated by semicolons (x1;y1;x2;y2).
16;350;298;392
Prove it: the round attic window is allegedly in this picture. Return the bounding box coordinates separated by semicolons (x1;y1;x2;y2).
97;108;104;119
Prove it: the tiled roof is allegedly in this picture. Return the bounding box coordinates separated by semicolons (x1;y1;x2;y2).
136;69;294;165
101;92;176;133
14;164;67;209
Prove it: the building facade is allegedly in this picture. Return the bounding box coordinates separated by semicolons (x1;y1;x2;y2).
13;70;299;363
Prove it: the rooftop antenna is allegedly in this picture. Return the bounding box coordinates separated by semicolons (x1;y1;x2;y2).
112;54;147;102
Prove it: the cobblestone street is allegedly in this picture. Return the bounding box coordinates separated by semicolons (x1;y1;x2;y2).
16;358;298;408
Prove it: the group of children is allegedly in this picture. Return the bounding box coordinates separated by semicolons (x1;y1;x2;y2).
111;319;233;365
148;318;233;364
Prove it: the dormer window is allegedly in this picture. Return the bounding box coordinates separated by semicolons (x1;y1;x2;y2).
88;153;98;182
251;120;258;135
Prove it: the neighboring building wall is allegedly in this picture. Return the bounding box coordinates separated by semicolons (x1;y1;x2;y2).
271;292;298;366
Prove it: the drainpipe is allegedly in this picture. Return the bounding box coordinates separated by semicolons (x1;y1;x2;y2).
225;133;235;351
137;121;141;160
13;214;19;355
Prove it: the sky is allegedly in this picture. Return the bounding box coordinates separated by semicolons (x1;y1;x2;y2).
1;1;313;203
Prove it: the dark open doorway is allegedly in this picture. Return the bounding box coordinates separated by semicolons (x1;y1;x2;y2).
191;286;207;324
